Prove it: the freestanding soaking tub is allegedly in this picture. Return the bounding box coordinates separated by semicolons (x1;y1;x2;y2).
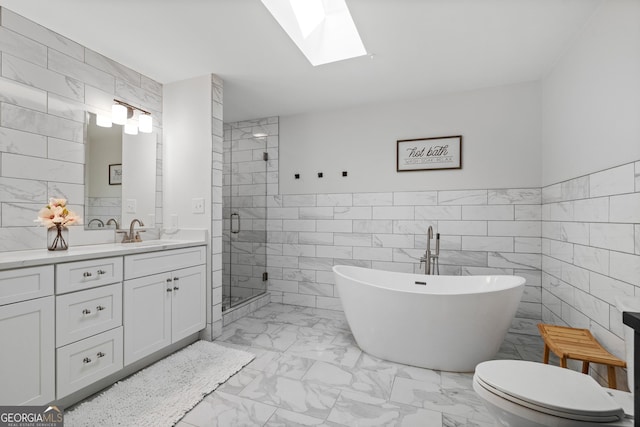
333;265;525;372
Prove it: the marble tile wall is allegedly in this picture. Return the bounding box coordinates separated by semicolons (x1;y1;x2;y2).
0;8;163;251
266;187;543;335
541;160;640;362
222;117;279;310
208;74;224;340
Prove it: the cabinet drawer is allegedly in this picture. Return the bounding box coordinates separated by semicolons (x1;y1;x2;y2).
56;327;123;398
124;246;206;280
56;283;122;347
56;257;123;294
0;266;54;306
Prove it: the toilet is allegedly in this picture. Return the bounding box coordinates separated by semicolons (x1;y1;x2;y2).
473;297;639;427
473;359;633;426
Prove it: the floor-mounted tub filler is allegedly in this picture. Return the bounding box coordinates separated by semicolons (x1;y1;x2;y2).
332;265;525;372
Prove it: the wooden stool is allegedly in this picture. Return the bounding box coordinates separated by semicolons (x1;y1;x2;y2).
537;323;626;389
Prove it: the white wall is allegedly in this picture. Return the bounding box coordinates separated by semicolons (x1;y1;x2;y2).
538;0;640;388
280;82;541;194
163;75;212;228
541;0;640;186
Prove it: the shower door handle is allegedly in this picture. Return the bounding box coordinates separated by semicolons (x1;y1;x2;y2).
230;212;240;234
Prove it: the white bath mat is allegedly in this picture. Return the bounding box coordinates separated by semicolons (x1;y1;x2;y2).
65;340;254;427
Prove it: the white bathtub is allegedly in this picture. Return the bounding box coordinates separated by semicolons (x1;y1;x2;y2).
333;265;525;372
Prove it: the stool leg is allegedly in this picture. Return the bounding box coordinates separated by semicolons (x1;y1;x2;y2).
561;357;567;368
543;345;549;364
582;361;589;374
607;366;617;389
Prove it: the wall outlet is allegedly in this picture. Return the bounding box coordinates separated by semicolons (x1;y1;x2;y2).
192;197;205;214
125;199;137;214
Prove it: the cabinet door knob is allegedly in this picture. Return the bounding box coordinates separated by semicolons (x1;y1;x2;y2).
96;352;106;358
166;288;172;293
82;308;92;315
173;286;179;291
96;305;106;311
173;277;180;281
83;272;92;277
83;357;92;364
97;269;106;275
166;278;173;283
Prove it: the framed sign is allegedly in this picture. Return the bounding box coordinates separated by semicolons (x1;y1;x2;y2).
396;135;462;172
109;163;122;185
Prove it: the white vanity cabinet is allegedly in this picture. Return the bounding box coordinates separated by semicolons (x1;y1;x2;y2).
123;247;206;366
0;266;55;405
0;240;206;406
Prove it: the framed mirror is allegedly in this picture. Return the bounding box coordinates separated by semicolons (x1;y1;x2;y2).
85;112;157;230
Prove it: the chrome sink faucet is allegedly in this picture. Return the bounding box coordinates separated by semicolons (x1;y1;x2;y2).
106;218;119;229
88;218;104;228
116;219;145;243
420;226;440;275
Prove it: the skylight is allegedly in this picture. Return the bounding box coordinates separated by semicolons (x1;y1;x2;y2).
290;0;325;38
261;0;367;66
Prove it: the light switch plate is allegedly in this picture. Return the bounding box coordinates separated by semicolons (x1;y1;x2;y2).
192;197;205;214
125;199;137;214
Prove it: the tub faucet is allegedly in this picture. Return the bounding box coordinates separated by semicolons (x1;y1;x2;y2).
420;226;440;275
106;218;119;229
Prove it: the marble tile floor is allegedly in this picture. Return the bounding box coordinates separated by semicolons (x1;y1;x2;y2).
177;303;547;427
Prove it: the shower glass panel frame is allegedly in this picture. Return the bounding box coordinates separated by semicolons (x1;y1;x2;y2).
222;126;268;311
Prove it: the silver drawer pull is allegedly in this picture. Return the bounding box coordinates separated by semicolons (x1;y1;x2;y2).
96;351;106;358
82;308;92;315
83;272;92;277
173;286;179;291
97;269;106;275
96;305;106;311
83;357;92;364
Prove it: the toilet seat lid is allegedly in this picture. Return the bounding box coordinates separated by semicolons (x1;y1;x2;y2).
475;360;624;422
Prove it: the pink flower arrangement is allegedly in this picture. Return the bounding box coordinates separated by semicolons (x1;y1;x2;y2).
35;198;81;228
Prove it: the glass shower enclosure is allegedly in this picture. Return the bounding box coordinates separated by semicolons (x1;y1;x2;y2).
222;123;268;311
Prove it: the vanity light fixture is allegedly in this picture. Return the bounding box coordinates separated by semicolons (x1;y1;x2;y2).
124;120;139;135
111;103;130;125
112;99;153;133
96;114;112;128
138;113;153;133
260;0;366;66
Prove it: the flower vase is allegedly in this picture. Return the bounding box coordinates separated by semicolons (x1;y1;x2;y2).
47;224;69;251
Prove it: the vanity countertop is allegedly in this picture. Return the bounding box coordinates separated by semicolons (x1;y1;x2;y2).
0;239;206;271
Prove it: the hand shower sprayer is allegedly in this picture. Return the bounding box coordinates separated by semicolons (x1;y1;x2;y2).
420;227;441;275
